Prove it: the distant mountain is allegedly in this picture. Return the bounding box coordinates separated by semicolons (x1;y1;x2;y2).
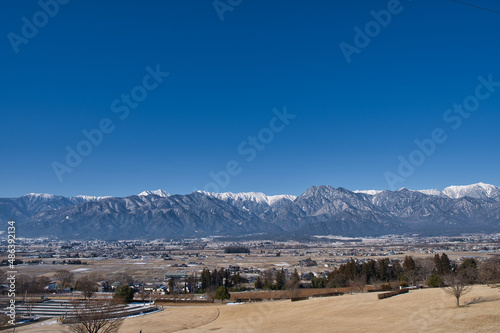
442;182;500;200
137;189;171;198
1;183;499;240
198;191;296;215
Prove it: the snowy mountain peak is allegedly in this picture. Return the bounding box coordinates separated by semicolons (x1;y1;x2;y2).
442;182;499;199
354;190;381;195
138;189;171;197
198;191;296;205
417;189;444;197
23;193;58;199
71;195;111;201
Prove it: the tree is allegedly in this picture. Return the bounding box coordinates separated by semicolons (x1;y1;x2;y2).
111;272;133;286
403;256;417;285
114;285;134;303
200;268;211;291
66;299;124;333
254;276;263;289
311;277;327;289
352;274;367;292
262;269;275;290
168;277;175;296
479;257;500;284
275;269;286;290
427;274;444;288
76;275;98;300
435;253;452;275
403;256;416;272
214;286;230;302
444;275;472;307
287;269;301;298
55;269;75;290
458;258;478;284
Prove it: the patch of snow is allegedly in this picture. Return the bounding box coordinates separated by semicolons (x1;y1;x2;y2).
353;190;381;195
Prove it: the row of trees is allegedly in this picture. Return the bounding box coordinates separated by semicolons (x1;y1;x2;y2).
200;267;244;292
322;255;500;290
254;268;300;291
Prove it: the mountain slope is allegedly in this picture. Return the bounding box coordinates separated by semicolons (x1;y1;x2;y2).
1;183;499;239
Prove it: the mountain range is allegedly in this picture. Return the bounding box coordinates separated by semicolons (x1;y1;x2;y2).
1;183;499;240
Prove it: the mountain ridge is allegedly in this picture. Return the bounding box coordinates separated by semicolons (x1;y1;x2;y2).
2;183;499;240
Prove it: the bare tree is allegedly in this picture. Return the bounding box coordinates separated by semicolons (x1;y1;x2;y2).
444;275;472;307
111;272;134;285
75;275;99;300
416;257;435;284
55;270;75;290
287;269;301;298
65;299;124;333
479;258;500;284
353;274;368;292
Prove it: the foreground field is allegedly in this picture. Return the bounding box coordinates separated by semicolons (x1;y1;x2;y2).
13;285;500;333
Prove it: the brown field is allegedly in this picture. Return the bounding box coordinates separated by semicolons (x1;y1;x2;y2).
11;285;500;333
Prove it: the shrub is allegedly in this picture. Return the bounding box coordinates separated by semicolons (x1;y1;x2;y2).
214;286;230;302
427;274;444;288
114;284;135;303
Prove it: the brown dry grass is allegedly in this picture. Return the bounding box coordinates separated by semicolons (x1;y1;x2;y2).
11;285;500;333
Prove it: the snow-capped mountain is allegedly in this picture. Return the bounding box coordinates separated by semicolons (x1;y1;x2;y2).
417;189;445;197
69;195;112;204
199;191;296;205
354;190;382;195
442;182;500;200
353;183;500;200
198;191;296;215
138;189;171;197
1;183;499;239
23;193;58;199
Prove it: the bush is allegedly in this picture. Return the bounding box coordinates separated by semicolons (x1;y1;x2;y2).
214;286;230;302
379;283;392;291
224;246;250;254
427;274;444;288
114;285;135;303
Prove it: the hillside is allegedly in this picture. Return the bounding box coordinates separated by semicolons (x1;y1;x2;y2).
17;285;500;333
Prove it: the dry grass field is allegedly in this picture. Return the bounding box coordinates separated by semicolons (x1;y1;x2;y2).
11;285;500;333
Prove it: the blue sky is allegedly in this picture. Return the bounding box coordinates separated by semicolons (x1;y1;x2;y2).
1;0;499;197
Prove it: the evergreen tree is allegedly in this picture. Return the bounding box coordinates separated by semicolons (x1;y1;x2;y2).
214;286;230;302
114;284;135;303
254;276;263;289
276;269;286;290
440;253;452;275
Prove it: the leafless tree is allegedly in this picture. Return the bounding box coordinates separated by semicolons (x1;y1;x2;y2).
287;269;301;298
65;299;124;333
110;272;134;285
444;275;472;307
75;275;99;300
137;284;151;304
352;274;367;292
479;257;500;284
15;274;50;294
416;257;434;284
55;270;75;289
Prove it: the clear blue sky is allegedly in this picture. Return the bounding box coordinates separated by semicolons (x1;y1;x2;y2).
1;0;499;197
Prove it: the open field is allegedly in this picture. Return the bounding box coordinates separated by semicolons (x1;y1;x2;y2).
11;285;500;333
5;249;498;284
